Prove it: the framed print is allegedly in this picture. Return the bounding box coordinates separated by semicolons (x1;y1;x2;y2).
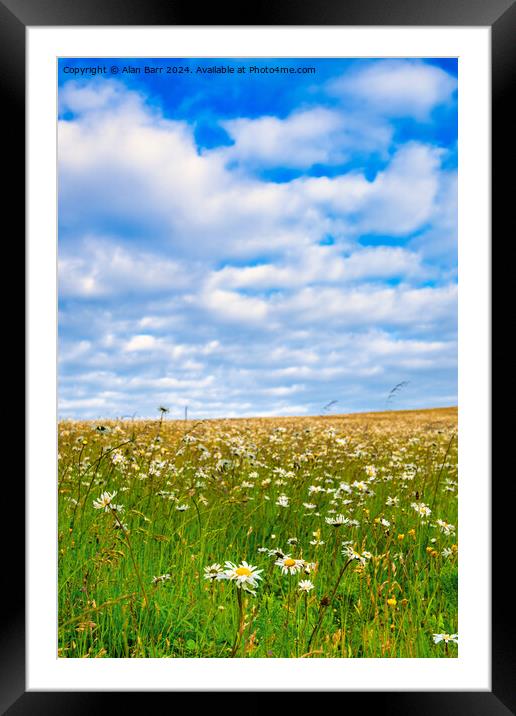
5;0;513;710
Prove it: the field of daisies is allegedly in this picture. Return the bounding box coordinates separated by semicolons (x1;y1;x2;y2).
58;407;458;658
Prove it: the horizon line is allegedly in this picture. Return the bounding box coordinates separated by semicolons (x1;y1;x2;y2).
58;405;458;423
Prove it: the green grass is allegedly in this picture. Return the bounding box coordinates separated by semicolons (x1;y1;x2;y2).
58;407;458;658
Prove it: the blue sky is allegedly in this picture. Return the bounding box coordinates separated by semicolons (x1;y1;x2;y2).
58;57;458;420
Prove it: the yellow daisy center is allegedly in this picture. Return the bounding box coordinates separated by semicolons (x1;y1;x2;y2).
235;567;252;577
284;559;296;567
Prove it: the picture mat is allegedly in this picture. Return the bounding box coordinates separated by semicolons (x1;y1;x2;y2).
27;25;490;691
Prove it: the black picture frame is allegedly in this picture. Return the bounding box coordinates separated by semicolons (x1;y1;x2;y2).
6;0;512;711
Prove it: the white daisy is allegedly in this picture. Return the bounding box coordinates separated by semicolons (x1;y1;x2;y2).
412;502;432;518
93;491;118;511
325;514;349;527
298;580;315;592
432;633;458;644
436;519;455;535
342;545;369;565
152;573;171;584
275;555;305;575
204;563;223;581
223;561;263;595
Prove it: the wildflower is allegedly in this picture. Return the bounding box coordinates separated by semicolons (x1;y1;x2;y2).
152;574;171;584
303;503;317;510
303;562;318;574
93;491;118;512
275;556;305;575
113;520;129;531
308;485;326;494
298;580;315;593
111;451;126;466
436;519;455;535
223;561;263;595
109;503;125;514
342;545;371;566
325;514;348;527
432;633;458;645
269;549;286;558
374;517;391;527
386;597;397;607
204;563;223;581
176;504;189;511
411;502;432;518
276;494;289;507
386;496;399;507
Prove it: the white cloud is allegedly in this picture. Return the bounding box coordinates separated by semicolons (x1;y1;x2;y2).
218;107;392;169
261;384;305;396
198;288;269;324
357;143;442;234
59;82;445;267
124;334;159;352
275;284;457;328
58;72;457;420
206;245;425;292
59;238;193;297
329;60;457;120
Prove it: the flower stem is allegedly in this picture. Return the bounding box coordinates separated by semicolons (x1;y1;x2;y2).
110;506;156;657
230;588;244;657
307;558;353;652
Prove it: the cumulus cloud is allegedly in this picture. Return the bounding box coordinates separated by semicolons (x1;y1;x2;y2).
273;284;457;329
57;63;457;420
59;82;446;263
217;107;392;169
59;238;195;298
328;60;457;120
205;246;425;293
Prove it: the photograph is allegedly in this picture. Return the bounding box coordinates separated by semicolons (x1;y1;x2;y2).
57;56;459;659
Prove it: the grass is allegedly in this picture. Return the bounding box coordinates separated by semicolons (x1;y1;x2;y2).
58;406;458;658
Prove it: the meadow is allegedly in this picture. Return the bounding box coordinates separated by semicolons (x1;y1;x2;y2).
58;407;458;658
